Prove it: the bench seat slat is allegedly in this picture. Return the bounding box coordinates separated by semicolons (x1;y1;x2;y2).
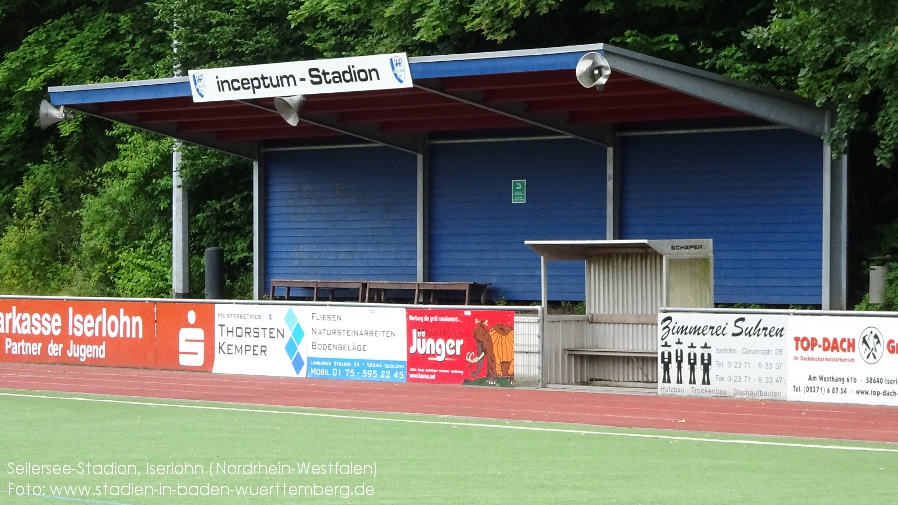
564;348;656;357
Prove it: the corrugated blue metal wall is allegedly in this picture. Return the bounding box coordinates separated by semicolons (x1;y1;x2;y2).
428;139;606;301
619;129;823;305
264;130;823;305
265;147;418;287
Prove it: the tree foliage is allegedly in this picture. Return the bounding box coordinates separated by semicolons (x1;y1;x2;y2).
154;0;321;70
77;127;174;297
740;0;898;168
287;0;770;61
0;0;894;305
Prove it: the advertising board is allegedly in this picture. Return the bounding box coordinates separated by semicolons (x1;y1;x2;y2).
788;315;898;406
406;309;515;385
657;312;788;400
210;304;407;382
659;311;898;407
0;299;155;367
302;306;407;382
155;302;216;372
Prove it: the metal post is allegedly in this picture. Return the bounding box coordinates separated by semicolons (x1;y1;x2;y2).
606;134;620;240
416;142;429;282
539;255;548;388
172;145;190;298
171;23;189;299
252;157;265;300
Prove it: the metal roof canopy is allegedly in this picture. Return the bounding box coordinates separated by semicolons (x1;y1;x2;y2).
47;44;832;160
525;239;714;313
525;239;713;261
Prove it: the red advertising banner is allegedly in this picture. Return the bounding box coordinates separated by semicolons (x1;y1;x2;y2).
155;302;216;372
0;299;156;367
406;309;515;385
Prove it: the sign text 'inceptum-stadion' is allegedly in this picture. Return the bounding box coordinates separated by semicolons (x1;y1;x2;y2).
188;53;412;102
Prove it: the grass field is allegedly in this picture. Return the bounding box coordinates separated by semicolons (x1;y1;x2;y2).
1;389;896;505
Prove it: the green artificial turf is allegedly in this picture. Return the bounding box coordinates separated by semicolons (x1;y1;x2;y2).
1;389;896;504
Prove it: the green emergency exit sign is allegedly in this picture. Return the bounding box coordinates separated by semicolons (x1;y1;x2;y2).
512;180;526;203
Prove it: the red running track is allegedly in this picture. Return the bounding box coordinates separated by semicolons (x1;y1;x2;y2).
2;362;897;443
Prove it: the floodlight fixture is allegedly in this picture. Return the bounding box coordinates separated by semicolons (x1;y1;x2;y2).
575;52;611;91
39;99;73;129
273;95;306;126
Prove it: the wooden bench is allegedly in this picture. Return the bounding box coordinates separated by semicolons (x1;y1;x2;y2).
564;348;657;358
560;313;659;384
365;281;488;304
564;348;657;383
364;281;420;303
417;282;489;305
269;279;489;305
269;279;366;302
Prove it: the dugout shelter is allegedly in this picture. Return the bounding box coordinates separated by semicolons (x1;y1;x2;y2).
45;44;846;309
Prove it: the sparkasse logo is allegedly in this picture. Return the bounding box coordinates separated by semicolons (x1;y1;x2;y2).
178;309;205;367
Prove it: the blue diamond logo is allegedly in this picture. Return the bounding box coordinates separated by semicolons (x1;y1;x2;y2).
284;308;298;329
283;309;305;375
291;353;305;375
291;324;305;343
285;337;297;359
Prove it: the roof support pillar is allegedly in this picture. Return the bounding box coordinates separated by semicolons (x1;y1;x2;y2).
416;142;429;282
172;144;190;298
253;153;266;300
606;133;621;240
823;113;848;310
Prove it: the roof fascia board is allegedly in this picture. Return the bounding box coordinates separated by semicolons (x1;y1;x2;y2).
601;45;830;138
49;77;191;105
408;44;603;79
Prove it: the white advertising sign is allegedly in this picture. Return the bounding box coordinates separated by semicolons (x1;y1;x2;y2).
302;306;407;382
659;311;898;407
212;304;300;377
658;313;789;400
212;305;406;382
788;315;898;406
188;53;412;102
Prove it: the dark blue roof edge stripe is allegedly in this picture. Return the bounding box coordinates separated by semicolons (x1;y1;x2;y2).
408;43;603;79
49;77;191;106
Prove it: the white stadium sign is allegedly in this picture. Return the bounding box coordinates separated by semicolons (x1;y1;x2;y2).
188;53;412;102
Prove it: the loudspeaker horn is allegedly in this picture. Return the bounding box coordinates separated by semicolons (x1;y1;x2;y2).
39;99;73;129
575;52;611;91
273;95;306;126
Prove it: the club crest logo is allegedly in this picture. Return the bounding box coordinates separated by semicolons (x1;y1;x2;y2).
390;56;407;84
192;73;206;99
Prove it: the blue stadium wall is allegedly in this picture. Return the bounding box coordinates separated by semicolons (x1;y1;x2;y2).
428;139;605;301
264;129;824;305
265;147;419;284
619;129;823;305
